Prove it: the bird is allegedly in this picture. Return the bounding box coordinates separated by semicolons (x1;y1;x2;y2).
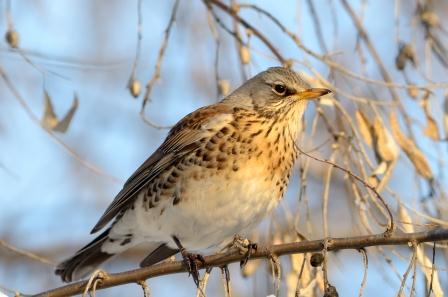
55;67;331;283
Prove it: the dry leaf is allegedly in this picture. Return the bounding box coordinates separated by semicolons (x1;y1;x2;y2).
355;110;373;146
390;112;433;179
424;118;439;140
421;93;440;140
41;91;58;129
373;161;388;176
54;94;79;133
372;117;399;162
41;91;79;133
398;204;414;233
240;46;251;64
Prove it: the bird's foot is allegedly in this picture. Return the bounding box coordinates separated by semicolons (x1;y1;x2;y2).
172;235;205;287
231;235;258;268
180;251;205;287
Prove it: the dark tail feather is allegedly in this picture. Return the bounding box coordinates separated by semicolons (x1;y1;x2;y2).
55;228;114;282
140;243;178;267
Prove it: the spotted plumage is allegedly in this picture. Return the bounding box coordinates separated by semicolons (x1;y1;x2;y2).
55;67;330;282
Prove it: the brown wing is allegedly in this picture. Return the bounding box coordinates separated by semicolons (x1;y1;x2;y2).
90;104;233;233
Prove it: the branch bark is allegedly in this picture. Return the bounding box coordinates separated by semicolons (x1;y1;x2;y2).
33;228;448;297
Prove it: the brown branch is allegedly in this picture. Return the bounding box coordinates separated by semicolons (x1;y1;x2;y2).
32;228;448;297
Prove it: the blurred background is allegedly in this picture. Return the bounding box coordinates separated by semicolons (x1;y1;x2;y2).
0;0;447;296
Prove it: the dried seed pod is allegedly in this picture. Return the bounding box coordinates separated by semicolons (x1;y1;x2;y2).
421;92;440;140
218;79;230;97
5;29;19;48
310;252;324;267
372;118;399;162
407;85;418;99
395;43;416;70
240;46;251;65
128;78;141;98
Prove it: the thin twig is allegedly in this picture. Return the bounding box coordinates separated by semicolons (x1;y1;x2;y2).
427;242;436;297
397;242;417;296
137;280;150;297
127;0;143;98
81;270;107;297
293;140;395;234
140;0;180;129
304;0;328;52
204;0;286;64
196;267;212;297
269;254;281;297
0;240;55;266
220;265;231;297
358;248;368;297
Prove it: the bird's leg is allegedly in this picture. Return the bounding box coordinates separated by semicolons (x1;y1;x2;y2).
231;234;258;268
172;235;205;287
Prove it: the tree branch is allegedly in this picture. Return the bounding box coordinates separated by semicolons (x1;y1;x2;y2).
204;0;286;64
32;228;448;297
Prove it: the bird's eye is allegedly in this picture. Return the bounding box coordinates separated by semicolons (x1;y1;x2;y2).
273;83;287;96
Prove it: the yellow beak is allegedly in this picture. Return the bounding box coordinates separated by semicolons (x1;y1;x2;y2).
298;88;331;100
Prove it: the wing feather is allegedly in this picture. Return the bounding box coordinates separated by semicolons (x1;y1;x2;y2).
91;104;233;233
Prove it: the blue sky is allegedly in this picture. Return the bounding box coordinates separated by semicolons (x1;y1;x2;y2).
0;1;446;296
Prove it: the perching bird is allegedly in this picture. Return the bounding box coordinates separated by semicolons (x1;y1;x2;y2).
55;67;331;283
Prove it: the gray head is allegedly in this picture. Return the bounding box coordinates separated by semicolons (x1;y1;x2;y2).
222;67;330;110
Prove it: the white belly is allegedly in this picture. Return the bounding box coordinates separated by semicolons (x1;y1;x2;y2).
109;161;280;253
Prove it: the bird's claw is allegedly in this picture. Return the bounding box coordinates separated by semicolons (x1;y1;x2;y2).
240;242;257;268
232;235;258;268
181;251;205;287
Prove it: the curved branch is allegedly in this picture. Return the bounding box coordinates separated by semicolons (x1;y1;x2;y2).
33;228;448;297
204;0;286;64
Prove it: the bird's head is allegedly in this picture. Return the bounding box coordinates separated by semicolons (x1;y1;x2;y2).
223;67;331;113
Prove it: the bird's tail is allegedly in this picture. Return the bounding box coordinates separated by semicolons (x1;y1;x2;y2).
55;228;114;282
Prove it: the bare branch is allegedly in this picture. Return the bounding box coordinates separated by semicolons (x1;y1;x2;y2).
32;228;448;297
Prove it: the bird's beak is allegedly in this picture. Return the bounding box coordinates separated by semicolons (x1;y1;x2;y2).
298;88;331;100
